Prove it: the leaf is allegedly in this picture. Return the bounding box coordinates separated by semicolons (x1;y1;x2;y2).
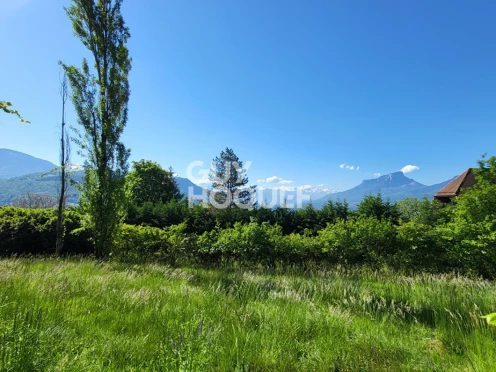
480;313;496;326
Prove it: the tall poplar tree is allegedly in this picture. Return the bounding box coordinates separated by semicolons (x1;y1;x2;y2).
55;73;71;256
62;0;131;257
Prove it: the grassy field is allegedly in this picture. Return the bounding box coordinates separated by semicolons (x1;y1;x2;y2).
0;258;495;371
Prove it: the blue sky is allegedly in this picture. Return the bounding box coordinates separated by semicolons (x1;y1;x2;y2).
1;0;495;191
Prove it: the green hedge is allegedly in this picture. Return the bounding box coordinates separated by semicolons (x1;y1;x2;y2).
2;204;496;277
113;223;195;264
0;207;92;256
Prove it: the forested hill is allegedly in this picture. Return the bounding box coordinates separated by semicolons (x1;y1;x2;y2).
0;171;203;206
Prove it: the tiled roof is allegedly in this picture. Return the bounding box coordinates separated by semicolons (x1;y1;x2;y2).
434;168;476;198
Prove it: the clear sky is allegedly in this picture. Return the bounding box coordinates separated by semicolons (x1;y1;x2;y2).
1;0;495;191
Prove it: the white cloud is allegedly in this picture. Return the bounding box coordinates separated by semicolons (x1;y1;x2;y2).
258;176;294;184
195;174;211;187
67;164;83;171
266;176;281;183
373;173;381;178
271;186;296;192
339;163;359;171
401;165;420;174
296;184;337;193
261;183;337;194
322;188;336;193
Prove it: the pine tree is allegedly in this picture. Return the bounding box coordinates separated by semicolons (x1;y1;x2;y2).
208;147;256;209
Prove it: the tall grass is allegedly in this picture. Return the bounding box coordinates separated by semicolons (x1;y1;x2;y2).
0;258;495;371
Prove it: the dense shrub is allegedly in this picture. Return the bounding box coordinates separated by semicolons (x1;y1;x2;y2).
278;232;322;263
0;207;92;256
114;223;195;264
126;199;189;228
443;164;496;277
198;222;283;265
357;194;400;223
397;197;450;225
395;221;447;272
125;198;353;237
2;153;496;279
318;216;397;265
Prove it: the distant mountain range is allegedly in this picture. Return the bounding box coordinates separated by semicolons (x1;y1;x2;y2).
0;170;203;206
309;171;454;208
0;149;455;208
257;187;336;208
0;149;203;206
0;149;56;178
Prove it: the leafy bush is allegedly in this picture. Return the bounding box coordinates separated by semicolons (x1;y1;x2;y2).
198;222;283;264
357;194;400;223
278;232;322;263
0;207;92;256
3;152;496;280
443;157;496;278
395;221;447;272
397;197;449;225
114;224;169;263
126;199;188;228
114;223;194;264
318;216;397;265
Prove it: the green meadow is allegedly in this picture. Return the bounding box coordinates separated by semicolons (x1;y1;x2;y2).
1;258;495;371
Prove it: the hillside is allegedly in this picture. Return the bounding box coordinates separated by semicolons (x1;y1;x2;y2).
0;171;204;206
311;172;454;208
0;149;56;178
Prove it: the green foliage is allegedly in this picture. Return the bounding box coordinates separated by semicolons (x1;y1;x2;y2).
126;199;188;228
114;223;194;265
395;221;446;271
0;101;30;123
62;0;132;257
0;171;82;206
292;204;322;235
115;224;168;263
199;222;282;264
480;313;496;326
319;199;352;225
124;172;189;228
126;159;182;206
357;193;400;222
318;216;397;265
184;204;216;234
2;258;496;370
3;155;496;278
208;147;256;209
0;207;92;256
278;232;321;263
444;155;496;277
272;206;295;234
397;196;450;225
